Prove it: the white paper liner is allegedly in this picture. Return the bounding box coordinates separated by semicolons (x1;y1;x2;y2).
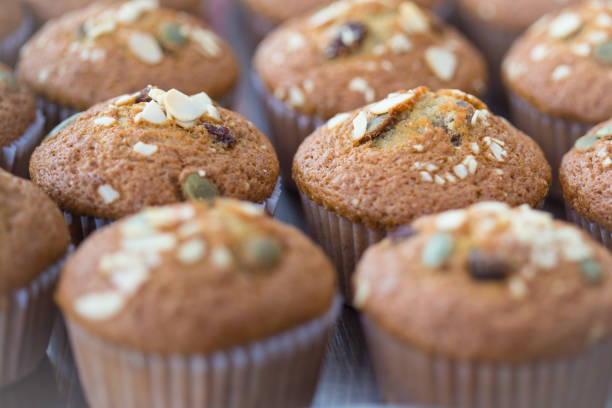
0;259;63;387
0;110;45;178
565;204;612;250
65;296;340;408
300;193;386;302
508;92;594;198
0;5;36;67
362;316;612;407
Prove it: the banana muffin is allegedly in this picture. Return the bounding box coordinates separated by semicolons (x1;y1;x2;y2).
254;0;487;185
0;0;36;67
355;202;612;407
18;0;238;128
57;199;338;408
30;86;280;242
294;86;551;299
0;169;70;386
561;119;612;249
0;63;45;177
503;1;612;195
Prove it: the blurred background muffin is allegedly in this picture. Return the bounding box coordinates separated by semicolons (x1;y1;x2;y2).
356;202;612;407
0;0;36;67
254;0;487;185
293;86;551;299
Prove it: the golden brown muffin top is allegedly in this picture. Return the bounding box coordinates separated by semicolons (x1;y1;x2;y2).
503;2;612;123
458;0;582;31
0;0;23;39
30;86;280;220
254;0;487;120
0;64;37;148
24;0;202;22
56;199;336;353
18;0;238;110
560;119;612;230
0;169;69;292
354;202;612;361
243;0;439;24
293;87;551;230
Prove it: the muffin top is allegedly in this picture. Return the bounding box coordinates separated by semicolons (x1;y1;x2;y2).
56;199;336;353
24;0;202;22
0;169;69;292
560;119;612;230
0;0;23;39
354;202;612;361
503;2;612;123
18;0;238;110
243;0;441;24
293;87;551;230
30;86;280;220
458;0;581;31
0;64;37;148
254;0;487;120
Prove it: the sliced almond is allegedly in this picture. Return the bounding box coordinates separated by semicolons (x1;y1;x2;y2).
74;291;125;320
98;184;119;203
191;28;220;57
117;0;158;23
399;2;429;33
548;12;582;39
136;101;167;124
94;116;116;127
351;111;368;142
128;32;163;65
148;88;166;104
133;141;158;155
425;47;457;81
369;92;414;114
164;89;206;121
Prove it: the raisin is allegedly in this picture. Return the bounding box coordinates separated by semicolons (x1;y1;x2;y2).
468;249;509;281
449;132;462;147
205;123;236;148
390;225;418;242
134;86;152;104
325;22;367;59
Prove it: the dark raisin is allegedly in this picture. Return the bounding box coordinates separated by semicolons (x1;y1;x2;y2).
134;86;152;104
390;225;418;242
325;21;367;59
204;123;236;148
449;132;462;147
468;249;509;281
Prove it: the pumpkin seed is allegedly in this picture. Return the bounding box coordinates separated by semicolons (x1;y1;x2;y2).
162;23;187;46
0;70;18;90
238;236;282;269
181;173;219;200
595;41;612;64
46;112;81;139
581;259;602;285
74;23;86;40
595;125;612;138
574;133;599;150
422;233;454;268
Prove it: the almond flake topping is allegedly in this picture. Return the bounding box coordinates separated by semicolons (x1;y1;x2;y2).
190;28;220;57
369;91;414;114
133;141;158;155
164;89;208;121
552;65;572;81
548;12;582;39
98;184;120;203
351;111;368;142
135;100;167;124
425;47;457;81
128;32;163;64
94;116;116;127
74;291;126;320
327;112;351;129
399;2;429;33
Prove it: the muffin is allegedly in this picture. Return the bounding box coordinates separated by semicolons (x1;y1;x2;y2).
355;202;612;407
0;0;36;67
293;86;551;299
457;0;581;92
561;119;612;249
503;1;612;195
17;0;238;128
241;0;456;49
0;63;45;177
56;199;339;408
24;0;204;22
254;0;487;185
30;85;281;242
0;169;70;386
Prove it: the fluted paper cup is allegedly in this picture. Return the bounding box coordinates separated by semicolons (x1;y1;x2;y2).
362;316;612;408
0;110;45;178
508;92;593;198
65;296;341;408
0;5;36;67
0;260;63;387
300;193;386;302
565;204;612;250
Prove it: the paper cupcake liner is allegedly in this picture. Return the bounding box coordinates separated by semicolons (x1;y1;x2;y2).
565;204;612;250
362;316;612;408
63;177;283;243
300;193;386;302
65;296;340;408
0;110;45;178
0;259;63;387
0;5;36;67
508;92;593;198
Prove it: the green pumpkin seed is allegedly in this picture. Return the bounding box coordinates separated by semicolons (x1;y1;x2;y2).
74;23;86;41
595;41;612;64
162;23;187;46
239;236;282;270
0;70;18;90
595;125;612;138
581;259;602;285
46;112;81;139
182;173;219;200
422;233;454;268
575;133;599;151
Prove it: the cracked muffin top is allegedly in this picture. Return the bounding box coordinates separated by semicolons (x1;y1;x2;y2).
293;87;551;230
254;0;487;120
57;199;336;353
503;1;612;123
354;202;612;361
18;0;238;110
560;119;612;230
30;86;279;220
0;63;37;148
